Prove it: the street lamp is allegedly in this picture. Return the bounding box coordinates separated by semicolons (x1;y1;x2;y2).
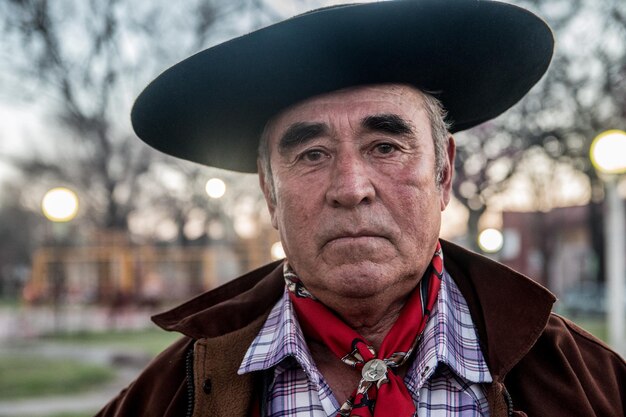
42;187;79;223
590;130;626;175
590;129;626;357
41;186;79;331
41;186;80;241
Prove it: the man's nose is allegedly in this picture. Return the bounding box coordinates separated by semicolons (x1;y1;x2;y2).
325;153;375;208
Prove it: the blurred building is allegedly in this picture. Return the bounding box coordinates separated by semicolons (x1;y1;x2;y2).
501;202;625;316
502;205;591;290
25;227;281;307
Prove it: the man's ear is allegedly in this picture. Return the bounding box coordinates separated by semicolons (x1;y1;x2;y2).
258;159;278;229
439;135;456;211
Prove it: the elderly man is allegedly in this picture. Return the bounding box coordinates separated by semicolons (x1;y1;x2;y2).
98;1;625;416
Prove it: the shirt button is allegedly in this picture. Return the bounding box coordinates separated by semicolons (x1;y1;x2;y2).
202;378;212;394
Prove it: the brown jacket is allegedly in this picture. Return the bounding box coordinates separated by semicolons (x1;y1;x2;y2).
97;240;625;417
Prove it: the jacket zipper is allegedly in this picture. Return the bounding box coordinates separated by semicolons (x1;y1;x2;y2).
185;347;195;417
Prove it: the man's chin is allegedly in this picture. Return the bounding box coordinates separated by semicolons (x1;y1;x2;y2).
312;263;414;300
320;240;395;265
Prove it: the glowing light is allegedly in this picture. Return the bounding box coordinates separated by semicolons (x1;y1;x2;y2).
590;130;626;175
234;216;258;239
271;241;286;260
41;187;79;222
478;228;504;253
207;220;225;240
205;178;226;199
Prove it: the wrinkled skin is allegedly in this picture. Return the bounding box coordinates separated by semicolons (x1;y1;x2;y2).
259;84;455;330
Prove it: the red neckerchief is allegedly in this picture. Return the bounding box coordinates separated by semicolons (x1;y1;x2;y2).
285;241;443;417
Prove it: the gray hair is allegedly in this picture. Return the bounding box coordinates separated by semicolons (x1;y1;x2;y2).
258;89;451;203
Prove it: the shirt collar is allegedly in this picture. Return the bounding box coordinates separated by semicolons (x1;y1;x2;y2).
238;266;492;388
407;269;492;394
238;287;322;385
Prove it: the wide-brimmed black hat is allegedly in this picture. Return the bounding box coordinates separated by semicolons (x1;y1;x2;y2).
132;0;554;173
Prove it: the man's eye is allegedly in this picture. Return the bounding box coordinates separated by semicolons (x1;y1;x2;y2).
301;149;326;162
374;143;396;154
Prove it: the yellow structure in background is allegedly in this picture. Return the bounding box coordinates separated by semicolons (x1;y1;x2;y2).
29;181;283;307
26;227;280;306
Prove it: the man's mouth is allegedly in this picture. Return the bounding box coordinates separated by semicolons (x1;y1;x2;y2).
323;230;389;247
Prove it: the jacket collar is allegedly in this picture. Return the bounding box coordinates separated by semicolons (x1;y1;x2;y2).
152;260;285;339
152;240;555;379
440;240;555;379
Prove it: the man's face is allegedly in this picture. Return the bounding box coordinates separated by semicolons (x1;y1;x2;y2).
260;84;454;304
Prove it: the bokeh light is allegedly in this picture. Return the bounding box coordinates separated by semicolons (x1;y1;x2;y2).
205;178;226;199
478;228;504;253
590;130;626;175
41;187;79;222
271;241;286;260
234;216;258;239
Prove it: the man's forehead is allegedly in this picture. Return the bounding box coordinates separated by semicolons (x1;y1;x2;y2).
266;83;428;134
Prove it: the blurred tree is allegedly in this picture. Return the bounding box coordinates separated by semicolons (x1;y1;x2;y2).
0;0;287;243
454;0;625;273
0;0;295;303
3;0;623;286
453;122;542;251
513;0;624;284
0;182;43;298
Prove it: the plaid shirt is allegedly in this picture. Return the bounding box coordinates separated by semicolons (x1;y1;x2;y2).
239;268;492;416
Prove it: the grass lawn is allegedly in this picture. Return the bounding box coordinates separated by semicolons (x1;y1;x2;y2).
0;328;179;401
0;298;21;308
43;327;181;356
0;356;115;400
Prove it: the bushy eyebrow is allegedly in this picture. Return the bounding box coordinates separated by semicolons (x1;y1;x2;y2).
277;113;414;155
361;114;414;135
278;122;329;155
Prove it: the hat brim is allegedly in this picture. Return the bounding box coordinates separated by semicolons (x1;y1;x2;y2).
131;0;554;173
